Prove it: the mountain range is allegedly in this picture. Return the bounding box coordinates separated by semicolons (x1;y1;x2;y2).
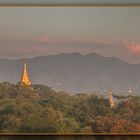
0;52;140;94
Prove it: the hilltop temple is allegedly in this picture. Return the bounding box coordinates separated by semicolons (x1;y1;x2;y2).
109;89;115;108
21;62;31;86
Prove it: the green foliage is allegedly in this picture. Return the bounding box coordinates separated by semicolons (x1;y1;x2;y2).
0;82;140;133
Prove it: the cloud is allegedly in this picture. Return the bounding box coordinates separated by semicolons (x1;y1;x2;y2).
36;34;68;45
123;40;140;55
36;34;117;48
92;39;116;46
37;34;49;43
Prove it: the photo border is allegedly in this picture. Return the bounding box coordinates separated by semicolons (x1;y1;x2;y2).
0;1;140;138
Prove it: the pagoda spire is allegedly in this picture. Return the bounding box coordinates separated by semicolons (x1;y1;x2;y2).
21;61;31;86
108;88;115;108
128;88;132;94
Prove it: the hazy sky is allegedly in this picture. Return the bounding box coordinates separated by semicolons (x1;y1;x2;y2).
0;6;140;63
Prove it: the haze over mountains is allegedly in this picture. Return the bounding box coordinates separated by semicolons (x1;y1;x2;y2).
0;52;140;94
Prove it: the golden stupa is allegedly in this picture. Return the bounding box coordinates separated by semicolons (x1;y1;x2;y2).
21;62;31;86
108;89;115;108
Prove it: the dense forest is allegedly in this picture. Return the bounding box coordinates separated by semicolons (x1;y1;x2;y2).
0;82;140;133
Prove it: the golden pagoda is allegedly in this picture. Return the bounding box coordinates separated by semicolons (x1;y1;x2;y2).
108;88;115;108
21;62;31;86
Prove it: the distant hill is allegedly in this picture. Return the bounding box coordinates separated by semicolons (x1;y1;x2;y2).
0;53;140;93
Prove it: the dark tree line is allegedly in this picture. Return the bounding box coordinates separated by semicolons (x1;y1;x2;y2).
0;82;140;133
